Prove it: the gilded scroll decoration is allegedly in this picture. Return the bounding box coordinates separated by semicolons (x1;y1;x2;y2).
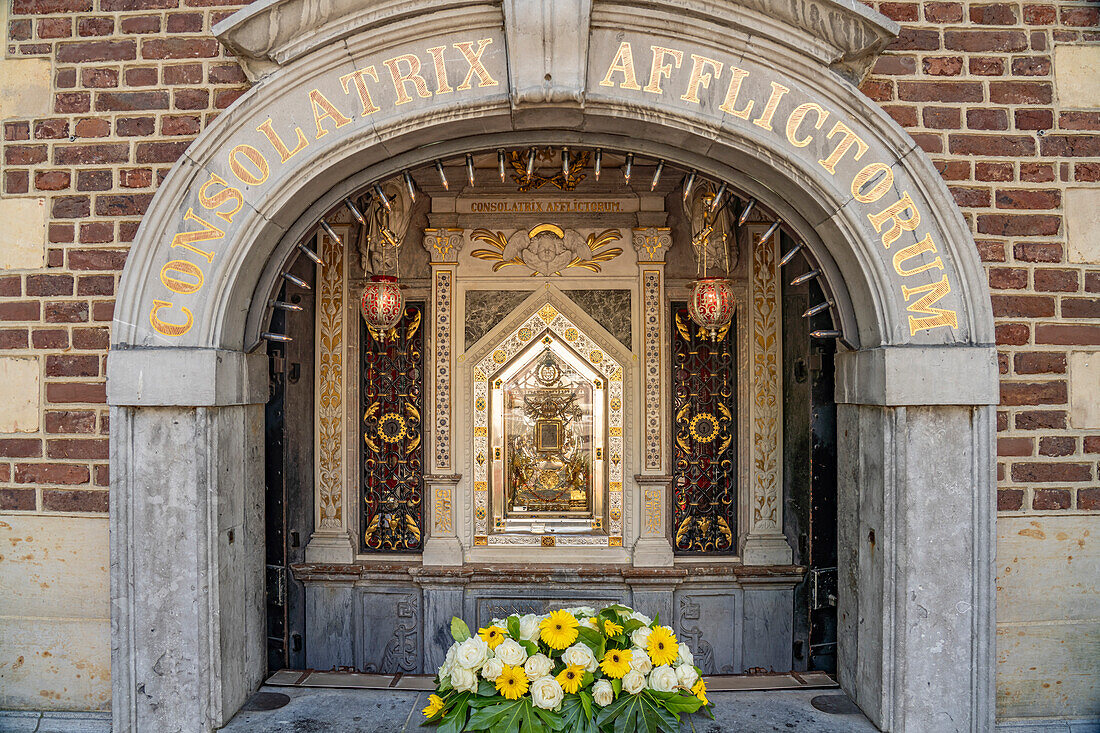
644;488;663;534
751;232;780;530
507;149;590;191
670;307;736;554
317;232;344;529
469;225;623;276
433;487;453;533
361;304;425;552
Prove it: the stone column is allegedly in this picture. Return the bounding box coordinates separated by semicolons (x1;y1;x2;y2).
631;228;675;566
108;348;268;733
834;346;998;732
306;228;355;563
742;228;793;565
421;229;465;565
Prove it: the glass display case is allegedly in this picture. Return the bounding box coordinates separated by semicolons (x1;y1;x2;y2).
489;334;606;535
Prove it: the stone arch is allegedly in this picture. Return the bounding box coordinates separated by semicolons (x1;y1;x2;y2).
107;1;998;731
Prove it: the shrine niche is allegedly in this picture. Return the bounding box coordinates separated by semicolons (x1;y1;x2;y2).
496;342;603;528
471;299;626;548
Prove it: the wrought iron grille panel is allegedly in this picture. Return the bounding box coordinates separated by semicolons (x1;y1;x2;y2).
360;303;425;552
670;303;737;554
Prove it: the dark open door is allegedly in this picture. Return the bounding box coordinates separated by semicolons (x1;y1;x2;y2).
265;254;316;673
783;237;839;674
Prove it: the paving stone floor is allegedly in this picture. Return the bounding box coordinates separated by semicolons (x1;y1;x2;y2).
218;686;881;732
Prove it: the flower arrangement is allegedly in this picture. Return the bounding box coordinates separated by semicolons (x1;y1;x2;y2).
422;604;712;733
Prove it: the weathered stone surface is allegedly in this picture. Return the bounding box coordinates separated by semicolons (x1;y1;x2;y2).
0;515;110;711
1054;46;1100;109
1068;351;1100;428
0;198;47;271
0;617;110;712
997;622;1100;719
0;357;40;432
1065;188;1100;265
0;57;51;119
0;514;108;620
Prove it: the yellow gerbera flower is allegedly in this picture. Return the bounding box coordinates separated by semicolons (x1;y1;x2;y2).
692;678;709;706
603;619;623;637
599;648;633;679
647;626;679;666
478;625;507;650
539;610;580;650
495;664;529;700
422;693;445;717
556;663;586;694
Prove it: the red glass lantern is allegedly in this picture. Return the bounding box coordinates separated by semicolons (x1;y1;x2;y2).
360;275;405;333
688;276;735;339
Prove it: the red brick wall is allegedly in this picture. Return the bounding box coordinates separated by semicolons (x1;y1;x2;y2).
861;0;1100;515
1;0;1098;518
2;0;249;514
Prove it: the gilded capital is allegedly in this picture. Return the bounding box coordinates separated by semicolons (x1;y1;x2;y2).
422;228;465;263
631;227;673;262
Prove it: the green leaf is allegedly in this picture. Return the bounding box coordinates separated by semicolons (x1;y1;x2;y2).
508;615;521;640
560;694;598;733
648;690;704;715
621;619;645;636
652;612;660;626
595;692;679;733
611;678;622;696
575;627;606;659
520;640;539;657
468;697;562;733
431;692;470;733
451;617;471;643
579;689;593;720
477;680;499;697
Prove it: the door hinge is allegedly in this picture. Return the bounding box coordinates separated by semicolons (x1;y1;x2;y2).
266;565;286;606
810;566;837;610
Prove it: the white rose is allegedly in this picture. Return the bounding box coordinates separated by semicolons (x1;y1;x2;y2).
677;643;694;667
451;665;478;693
622;669;646;694
524;653;554;679
439;642;458;678
629;647;652;675
560;606;596;617
675;663;699;690
455;636;490;670
530;675;564;711
592;679;614;707
481;657;505;681
648;665;678;693
495;638;528;666
630;626;652;649
562;643;598;673
629;611;652;626
518;614;541;642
